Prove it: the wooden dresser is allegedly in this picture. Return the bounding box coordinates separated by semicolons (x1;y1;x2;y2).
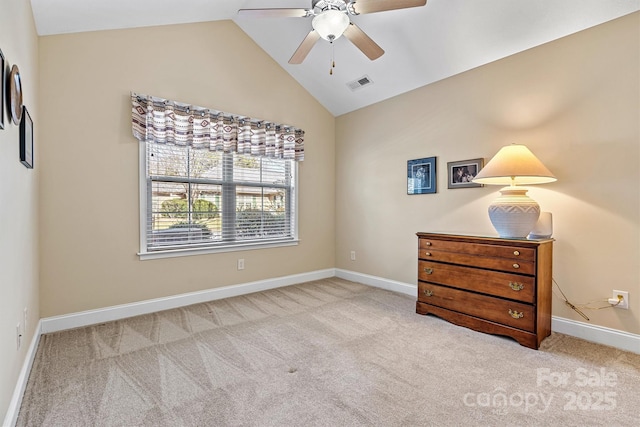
416;232;553;349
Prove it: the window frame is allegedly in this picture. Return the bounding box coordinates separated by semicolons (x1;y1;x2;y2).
137;141;299;260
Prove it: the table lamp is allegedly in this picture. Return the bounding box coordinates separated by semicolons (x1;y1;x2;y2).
473;144;556;238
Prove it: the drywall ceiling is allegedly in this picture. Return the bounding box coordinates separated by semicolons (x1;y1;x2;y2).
30;0;639;116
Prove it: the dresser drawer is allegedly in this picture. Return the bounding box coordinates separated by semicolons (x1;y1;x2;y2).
419;238;535;262
418;260;535;303
418;249;535;275
418;282;535;332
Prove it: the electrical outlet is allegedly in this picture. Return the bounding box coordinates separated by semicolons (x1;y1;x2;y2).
237;259;245;270
16;323;22;350
609;290;629;310
350;251;356;261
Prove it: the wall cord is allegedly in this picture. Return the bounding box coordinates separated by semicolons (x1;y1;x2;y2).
552;278;622;322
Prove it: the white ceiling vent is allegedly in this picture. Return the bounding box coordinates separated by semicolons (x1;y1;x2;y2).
347;75;373;91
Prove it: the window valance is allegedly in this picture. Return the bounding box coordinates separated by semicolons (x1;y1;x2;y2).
131;93;304;161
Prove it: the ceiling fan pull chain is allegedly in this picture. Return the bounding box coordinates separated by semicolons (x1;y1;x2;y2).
330;40;335;75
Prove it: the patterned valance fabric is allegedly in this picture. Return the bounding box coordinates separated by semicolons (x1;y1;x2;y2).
131;93;304;161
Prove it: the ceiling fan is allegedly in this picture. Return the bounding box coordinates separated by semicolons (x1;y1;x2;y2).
238;0;427;65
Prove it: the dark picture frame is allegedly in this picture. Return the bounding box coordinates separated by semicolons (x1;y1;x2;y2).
407;157;437;194
20;106;33;168
0;48;5;130
447;158;484;189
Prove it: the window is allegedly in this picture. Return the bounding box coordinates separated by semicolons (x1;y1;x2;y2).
131;93;304;259
139;141;297;258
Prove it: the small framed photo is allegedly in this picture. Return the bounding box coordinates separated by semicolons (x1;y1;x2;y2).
0;49;5;130
20;106;33;168
407;157;437;194
447;158;484;189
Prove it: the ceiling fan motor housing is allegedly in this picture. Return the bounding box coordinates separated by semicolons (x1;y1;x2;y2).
312;0;349;14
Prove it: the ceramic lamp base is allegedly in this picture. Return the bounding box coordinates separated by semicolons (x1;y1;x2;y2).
488;187;540;238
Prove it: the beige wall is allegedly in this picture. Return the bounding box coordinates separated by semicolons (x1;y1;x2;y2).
0;0;40;421
336;13;639;334
38;21;336;317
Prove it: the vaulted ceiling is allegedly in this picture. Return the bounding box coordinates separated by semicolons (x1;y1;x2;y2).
30;0;639;116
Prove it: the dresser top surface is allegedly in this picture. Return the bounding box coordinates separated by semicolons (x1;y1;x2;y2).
417;232;554;246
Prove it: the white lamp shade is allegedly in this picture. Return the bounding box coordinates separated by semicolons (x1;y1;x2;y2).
474;144;556;238
473;144;556;186
312;10;350;41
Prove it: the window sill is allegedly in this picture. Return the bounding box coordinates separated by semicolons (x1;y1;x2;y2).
138;239;300;260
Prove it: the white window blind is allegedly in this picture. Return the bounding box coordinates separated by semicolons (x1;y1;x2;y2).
143;142;296;254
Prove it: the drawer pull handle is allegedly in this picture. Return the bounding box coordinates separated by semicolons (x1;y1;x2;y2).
512;263;520;269
424;241;432;246
423;268;433;275
509;282;524;291
508;309;524;319
513;250;520;256
423;289;433;297
424;252;431;256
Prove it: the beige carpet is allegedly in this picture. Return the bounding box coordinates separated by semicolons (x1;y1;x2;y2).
17;278;640;426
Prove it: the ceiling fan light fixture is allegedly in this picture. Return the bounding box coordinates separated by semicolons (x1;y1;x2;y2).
312;10;350;41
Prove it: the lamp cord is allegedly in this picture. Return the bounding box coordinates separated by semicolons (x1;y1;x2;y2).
552;278;621;322
553;278;590;321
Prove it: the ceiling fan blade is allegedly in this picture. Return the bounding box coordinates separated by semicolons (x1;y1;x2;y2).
343;23;384;60
289;30;321;64
350;0;427;14
238;8;310;18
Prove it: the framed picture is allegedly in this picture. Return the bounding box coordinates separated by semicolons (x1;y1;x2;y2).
407;157;437;194
447;158;484;189
20;106;33;168
0;49;5;130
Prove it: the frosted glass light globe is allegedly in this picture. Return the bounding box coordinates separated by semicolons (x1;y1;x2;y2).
312;10;350;41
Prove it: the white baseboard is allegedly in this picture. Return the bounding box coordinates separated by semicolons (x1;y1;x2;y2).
552;316;640;354
3;320;42;427
41;269;335;334
336;269;639;354
335;268;416;296
36;267;640;348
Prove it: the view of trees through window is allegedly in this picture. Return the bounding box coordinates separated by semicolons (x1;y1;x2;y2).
146;143;294;250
